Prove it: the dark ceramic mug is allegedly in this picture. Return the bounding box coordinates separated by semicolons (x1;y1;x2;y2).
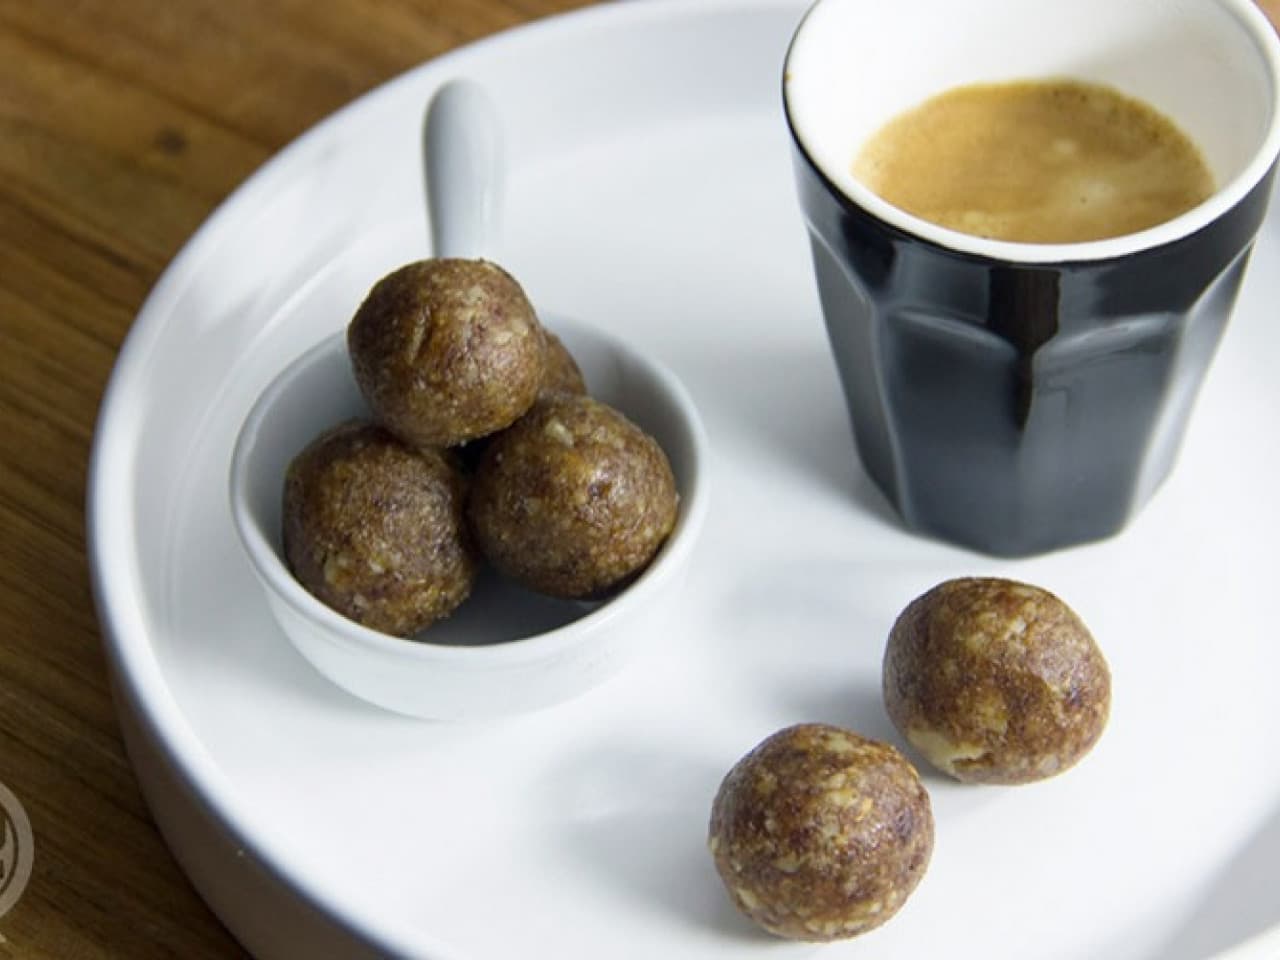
784;0;1280;556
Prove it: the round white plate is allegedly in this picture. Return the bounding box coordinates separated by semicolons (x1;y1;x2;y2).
89;1;1280;957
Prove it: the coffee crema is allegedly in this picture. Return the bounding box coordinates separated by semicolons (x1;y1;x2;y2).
853;79;1214;244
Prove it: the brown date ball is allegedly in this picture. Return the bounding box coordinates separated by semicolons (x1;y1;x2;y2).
347;258;546;449
282;420;478;637
540;329;587;397
883;577;1111;785
453;328;588;474
708;724;934;942
468;393;678;600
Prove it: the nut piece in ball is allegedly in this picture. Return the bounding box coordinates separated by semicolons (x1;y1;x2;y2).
283;420;478;637
347;259;546;448
468;393;678;599
883;577;1111;785
709;723;934;942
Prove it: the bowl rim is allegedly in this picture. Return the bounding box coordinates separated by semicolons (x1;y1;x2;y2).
228;318;710;667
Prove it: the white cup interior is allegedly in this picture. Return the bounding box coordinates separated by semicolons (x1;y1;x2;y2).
785;0;1280;263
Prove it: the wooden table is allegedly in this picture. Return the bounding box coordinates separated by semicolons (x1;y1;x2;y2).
1;1;1277;957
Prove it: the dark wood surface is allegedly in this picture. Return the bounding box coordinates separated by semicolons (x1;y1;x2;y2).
1;1;1277;957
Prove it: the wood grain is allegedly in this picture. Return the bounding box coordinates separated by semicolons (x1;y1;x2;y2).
0;1;1277;957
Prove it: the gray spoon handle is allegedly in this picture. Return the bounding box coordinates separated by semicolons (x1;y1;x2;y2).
424;79;504;259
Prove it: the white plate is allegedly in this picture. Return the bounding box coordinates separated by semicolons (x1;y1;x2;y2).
88;1;1280;958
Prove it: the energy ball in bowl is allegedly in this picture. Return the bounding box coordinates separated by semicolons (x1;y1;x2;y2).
468;393;678;599
455;328;588;473
883;577;1111;785
709;723;934;942
347;259;546;448
283;420;478;637
540;329;587;397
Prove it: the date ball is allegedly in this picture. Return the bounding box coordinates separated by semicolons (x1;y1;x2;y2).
709;724;934;942
283;420;478;637
468;393;678;599
883;577;1111;785
540;329;587;397
454;329;588;473
347;259;546;448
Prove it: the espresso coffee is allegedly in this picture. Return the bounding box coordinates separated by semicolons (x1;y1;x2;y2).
854;80;1214;243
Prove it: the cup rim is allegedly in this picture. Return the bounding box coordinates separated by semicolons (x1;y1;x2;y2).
782;0;1280;265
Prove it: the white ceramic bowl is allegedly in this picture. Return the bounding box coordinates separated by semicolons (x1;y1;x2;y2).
229;316;708;720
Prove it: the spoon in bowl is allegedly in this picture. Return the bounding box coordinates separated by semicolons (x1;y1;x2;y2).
424;78;504;261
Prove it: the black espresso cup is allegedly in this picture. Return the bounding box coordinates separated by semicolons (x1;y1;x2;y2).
784;0;1280;556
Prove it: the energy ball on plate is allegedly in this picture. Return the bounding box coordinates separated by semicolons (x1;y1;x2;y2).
347;258;546;448
883;577;1111;785
282;420;478;637
539;329;588;397
468;393;678;599
708;723;934;942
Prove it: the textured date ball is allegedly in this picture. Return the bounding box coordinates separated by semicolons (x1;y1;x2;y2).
468;393;678;599
347;258;546;448
708;724;934;942
282;420;478;637
540;329;587;397
455;328;588;473
883;577;1111;785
